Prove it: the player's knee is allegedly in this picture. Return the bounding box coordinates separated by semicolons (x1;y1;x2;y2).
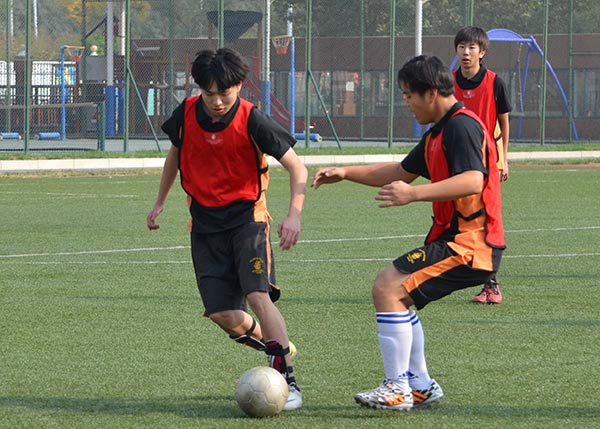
245;290;271;313
373;266;410;300
372;277;407;303
372;274;391;300
399;295;413;308
230;317;265;351
208;310;234;328
371;283;387;303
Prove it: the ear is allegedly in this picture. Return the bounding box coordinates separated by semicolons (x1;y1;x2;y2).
427;88;437;102
232;82;243;95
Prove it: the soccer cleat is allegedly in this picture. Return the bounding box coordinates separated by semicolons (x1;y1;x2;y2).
288;341;298;361
354;379;413;411
283;381;303;411
412;379;444;408
485;280;503;304
471;286;488;303
471;279;503;304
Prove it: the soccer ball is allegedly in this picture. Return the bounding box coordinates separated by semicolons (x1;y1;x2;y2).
235;366;289;417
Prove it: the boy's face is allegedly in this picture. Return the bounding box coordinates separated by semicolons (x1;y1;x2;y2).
400;83;434;125
201;81;242;120
456;41;486;69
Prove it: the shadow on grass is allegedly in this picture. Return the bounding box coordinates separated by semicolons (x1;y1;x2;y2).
2;396;599;421
0;395;240;419
416;404;600;420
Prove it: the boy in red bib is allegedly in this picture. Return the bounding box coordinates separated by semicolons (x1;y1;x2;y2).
453;26;512;304
147;48;307;411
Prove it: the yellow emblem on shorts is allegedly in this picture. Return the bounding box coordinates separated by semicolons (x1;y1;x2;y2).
406;249;427;263
250;257;264;275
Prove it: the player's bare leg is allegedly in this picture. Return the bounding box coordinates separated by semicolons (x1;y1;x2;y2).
209;310;266;350
246;290;302;411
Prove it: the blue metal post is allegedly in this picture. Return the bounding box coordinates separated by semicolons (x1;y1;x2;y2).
105;1;115;137
262;0;271;115
105;85;116;136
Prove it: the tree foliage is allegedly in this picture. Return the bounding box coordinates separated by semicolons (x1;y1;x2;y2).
1;0;598;60
283;0;600;36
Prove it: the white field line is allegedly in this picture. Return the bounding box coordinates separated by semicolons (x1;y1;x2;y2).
0;191;137;198
0;246;189;259
7;252;600;265
0;226;598;262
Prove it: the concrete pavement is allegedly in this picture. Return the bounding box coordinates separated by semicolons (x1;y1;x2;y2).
1;151;600;173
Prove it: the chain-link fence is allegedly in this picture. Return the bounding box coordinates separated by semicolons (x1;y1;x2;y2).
1;0;598;153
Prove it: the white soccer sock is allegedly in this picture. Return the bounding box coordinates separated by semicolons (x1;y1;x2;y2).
376;311;412;393
408;311;432;390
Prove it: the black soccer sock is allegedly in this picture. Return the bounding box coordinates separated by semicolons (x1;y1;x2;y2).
285;374;298;387
264;340;291;375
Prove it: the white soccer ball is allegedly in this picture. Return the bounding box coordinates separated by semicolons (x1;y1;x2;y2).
235;366;289;417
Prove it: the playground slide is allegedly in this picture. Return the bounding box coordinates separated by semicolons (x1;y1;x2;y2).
244;78;291;128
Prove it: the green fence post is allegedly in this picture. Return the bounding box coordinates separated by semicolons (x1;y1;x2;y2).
540;0;549;146
386;0;396;148
5;0;12;134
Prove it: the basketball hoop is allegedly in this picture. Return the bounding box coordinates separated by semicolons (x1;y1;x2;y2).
272;35;291;55
64;45;85;63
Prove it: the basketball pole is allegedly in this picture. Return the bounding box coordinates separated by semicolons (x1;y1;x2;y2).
261;0;271;115
287;3;295;135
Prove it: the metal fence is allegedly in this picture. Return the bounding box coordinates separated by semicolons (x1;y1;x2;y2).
1;0;599;153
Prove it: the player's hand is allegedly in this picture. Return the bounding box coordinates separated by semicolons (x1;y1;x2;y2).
146;205;164;230
375;180;415;207
500;162;509;182
277;215;301;250
311;167;346;189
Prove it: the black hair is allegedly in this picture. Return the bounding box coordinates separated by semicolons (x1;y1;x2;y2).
396;55;455;97
191;48;250;91
453;26;489;52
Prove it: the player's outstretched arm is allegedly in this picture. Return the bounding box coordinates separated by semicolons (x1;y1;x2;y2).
312;162;409;189
147;146;179;230
311;166;346;189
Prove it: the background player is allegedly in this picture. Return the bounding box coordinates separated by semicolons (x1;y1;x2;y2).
454;26;512;304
